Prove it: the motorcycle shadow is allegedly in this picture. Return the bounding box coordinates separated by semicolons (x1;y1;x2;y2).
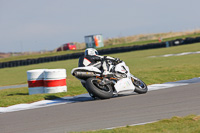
54;92;139;104
112;92;139;99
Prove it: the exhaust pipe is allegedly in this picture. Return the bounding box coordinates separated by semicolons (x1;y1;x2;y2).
74;71;97;78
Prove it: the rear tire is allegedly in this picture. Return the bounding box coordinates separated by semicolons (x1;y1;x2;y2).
86;77;113;99
132;77;148;94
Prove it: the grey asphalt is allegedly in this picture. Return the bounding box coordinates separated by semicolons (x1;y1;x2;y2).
0;84;27;90
1;83;200;133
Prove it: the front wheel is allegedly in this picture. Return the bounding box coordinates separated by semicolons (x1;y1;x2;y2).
86;77;113;99
132;77;148;94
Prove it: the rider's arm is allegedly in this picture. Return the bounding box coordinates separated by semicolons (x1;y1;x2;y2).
104;56;121;64
90;56;102;61
96;55;115;61
96;55;122;64
102;56;113;60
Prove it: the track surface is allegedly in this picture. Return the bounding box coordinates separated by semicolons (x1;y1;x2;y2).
1;83;200;133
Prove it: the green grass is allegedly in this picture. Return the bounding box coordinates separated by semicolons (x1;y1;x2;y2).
0;87;86;107
0;43;200;107
76;115;200;133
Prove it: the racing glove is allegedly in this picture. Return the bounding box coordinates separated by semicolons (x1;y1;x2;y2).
114;58;121;64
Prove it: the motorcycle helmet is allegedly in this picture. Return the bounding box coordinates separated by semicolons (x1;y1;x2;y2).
84;48;99;56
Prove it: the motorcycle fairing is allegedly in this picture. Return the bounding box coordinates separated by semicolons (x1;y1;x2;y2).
71;66;101;75
115;62;130;74
114;78;135;94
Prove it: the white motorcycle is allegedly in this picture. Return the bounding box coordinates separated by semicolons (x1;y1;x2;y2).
71;60;148;99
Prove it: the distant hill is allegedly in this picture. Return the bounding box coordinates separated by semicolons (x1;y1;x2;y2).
103;29;200;46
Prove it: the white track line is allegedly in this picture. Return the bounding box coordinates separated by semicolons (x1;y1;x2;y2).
105;121;157;130
149;51;200;58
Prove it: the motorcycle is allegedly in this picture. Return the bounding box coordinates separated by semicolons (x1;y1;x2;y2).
71;59;148;99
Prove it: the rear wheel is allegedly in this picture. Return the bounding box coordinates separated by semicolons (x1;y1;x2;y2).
132;77;148;94
86;77;113;99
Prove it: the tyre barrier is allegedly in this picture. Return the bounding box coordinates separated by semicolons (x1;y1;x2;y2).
27;69;67;95
27;69;45;95
1;36;200;69
44;69;67;94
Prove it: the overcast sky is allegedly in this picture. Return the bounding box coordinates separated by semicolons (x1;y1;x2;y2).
0;0;200;52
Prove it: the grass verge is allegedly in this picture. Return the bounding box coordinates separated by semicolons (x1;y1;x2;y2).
76;115;200;133
0;43;200;107
0;87;86;107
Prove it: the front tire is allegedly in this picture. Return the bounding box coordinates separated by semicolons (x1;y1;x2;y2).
132;77;148;94
86;77;113;99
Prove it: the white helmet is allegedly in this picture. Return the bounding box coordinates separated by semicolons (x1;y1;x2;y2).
84;48;99;56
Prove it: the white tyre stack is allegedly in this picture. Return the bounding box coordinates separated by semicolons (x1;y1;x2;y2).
44;69;67;94
27;69;45;95
27;69;67;95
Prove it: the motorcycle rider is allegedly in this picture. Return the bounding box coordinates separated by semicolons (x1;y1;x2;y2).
78;48;121;75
